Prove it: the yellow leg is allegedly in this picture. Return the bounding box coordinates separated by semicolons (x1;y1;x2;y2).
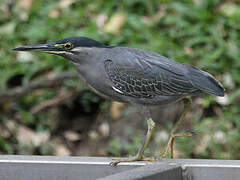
110;118;156;166
160;98;192;158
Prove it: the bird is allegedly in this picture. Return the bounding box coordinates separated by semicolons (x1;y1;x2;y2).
13;36;225;166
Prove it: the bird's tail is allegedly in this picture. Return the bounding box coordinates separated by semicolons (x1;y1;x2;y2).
187;66;225;97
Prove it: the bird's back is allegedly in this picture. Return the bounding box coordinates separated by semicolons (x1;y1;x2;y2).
103;47;225;102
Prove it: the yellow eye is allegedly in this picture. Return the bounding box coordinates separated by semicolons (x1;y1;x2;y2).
64;42;73;50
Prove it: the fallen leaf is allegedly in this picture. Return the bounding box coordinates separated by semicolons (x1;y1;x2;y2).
17;126;50;146
16;51;34;62
96;14;108;29
110;101;125;120
98;122;110;137
17;126;35;145
5;120;17;131
52;138;71;156
219;3;240;17
48;9;60;18
213;131;226;144
184;47;193;55
58;0;75;9
16;0;33;10
34;132;50;146
142;5;166;24
194;134;211;154
15;0;33;20
104;12;126;35
64;131;81;141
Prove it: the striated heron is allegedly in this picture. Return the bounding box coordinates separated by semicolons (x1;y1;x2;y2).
13;37;225;165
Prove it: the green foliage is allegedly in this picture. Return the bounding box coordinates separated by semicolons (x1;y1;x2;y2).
108;131;143;157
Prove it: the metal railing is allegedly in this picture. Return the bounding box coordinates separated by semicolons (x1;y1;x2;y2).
0;155;239;180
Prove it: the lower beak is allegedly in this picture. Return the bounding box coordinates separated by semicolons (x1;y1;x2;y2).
12;44;60;54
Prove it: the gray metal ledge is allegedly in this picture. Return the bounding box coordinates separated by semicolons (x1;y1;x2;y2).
0;155;240;180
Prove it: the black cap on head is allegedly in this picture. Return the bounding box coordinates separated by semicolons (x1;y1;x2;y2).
12;36;111;53
55;37;107;48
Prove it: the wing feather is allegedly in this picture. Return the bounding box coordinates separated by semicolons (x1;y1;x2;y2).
104;50;197;99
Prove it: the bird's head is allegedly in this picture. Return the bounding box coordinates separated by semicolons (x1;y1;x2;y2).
13;37;107;62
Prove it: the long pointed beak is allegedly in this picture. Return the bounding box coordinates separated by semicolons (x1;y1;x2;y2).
12;43;61;54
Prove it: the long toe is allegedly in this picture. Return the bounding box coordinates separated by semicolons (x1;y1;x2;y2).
160;132;193;158
159;139;172;158
110;156;156;166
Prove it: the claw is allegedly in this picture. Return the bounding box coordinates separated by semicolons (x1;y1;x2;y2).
109;161;119;166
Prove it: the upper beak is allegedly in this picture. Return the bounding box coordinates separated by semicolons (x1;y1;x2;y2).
12;43;61;53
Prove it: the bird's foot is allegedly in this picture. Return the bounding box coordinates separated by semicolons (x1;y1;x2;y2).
159;132;193;158
110;156;156;166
